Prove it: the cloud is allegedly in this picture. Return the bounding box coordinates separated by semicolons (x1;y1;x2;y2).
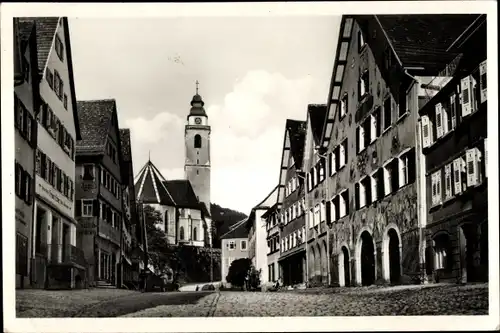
124;112;183;145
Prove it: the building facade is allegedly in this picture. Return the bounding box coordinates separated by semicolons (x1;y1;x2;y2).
24;17;84;289
276;120;308;286
185;88;212;246
317;15;484;287
75;99;125;287
263;204;280;284
303;104;330;286
220;219;249;285
418;16;488;283
14;19;40;289
245;186;279;285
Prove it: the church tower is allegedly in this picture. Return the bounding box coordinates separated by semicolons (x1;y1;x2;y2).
185;81;211;216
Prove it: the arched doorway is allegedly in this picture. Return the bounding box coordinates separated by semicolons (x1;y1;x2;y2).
360;231;375;286
339;246;350;287
388;229;401;284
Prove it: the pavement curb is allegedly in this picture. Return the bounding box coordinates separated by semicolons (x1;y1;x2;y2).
206;292;221;317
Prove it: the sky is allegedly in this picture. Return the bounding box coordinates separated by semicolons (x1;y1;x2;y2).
69;16;340;215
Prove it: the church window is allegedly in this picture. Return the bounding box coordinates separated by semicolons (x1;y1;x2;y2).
193;227;197;241
194;134;202;148
179;226;185;240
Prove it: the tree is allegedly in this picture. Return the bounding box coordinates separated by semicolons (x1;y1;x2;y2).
143;205;180;275
226;258;252;287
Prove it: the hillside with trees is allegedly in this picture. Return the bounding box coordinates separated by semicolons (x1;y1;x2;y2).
210;203;247;248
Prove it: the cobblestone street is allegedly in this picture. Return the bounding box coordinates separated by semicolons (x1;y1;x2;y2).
16;283;488;318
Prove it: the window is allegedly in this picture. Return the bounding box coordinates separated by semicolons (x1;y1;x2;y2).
370;107;381;142
329;152;336;176
435;103;449;139
466;148;483;187
383;98;392;130
358;29;365;52
179;227;185;240
46;69;54;89
339;139;347;168
358;70;369;100
383;159;399;195
194;134;202;148
339;190;348;218
460;75;477;117
241;240;247;250
308;209;314;228
356;177;371;209
54;70;61;98
370;169;383;202
421;115;433;148
192;227;197;241
55;35;64;61
229;240;236;250
313;204;320;226
319;161;325;182
340;93;348;119
82;200;93;216
320;201;326;223
431;170;442;206
281;239;285;252
82;164;95;180
357;125;365;153
312;166;318;187
434;235;450;270
329;199;336;223
479;60;487;103
15;163;23;199
448;93;457;130
63;94;68;110
398;149;416;187
444;163;453;200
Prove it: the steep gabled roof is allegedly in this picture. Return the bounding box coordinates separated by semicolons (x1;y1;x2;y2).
134;160;176;206
308;104;328;146
76;99;116;154
18;17;81;140
163;180;200;210
220;218;249;240
376;14;481;75
119;128;132;163
18;21;35;52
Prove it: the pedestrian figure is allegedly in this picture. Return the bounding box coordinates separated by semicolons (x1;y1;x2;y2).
196;285;199;291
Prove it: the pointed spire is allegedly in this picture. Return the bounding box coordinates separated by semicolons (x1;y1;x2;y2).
148;150;151;162
195;80;199;95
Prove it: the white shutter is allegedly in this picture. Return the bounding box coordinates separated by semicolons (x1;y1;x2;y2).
359;182;366;208
384;165;391;195
330;200;336;222
479;60;487;103
453;158;464;194
321;202;326;222
371;174;378;202
370;114;377;142
398;157;405;188
435;103;443;138
466;148;482;187
358;125;365;152
460;76;474;117
340;144;346;166
436;170;442;205
331;152;336;175
339;192;346;217
450;94;457;129
444;164;452;199
442;104;449;135
484;138;488;178
421;115;431;148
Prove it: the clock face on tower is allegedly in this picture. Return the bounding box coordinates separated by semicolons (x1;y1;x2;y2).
195;117;202;125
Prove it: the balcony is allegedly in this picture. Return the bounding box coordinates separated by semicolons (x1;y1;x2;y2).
48;243;87;268
98;219;121;245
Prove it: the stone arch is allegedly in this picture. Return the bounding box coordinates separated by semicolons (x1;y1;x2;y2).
382;224;403;284
355;227;377;286
179;226;185;240
309;246;316;282
321;240;328;284
338;243;351;287
315;243;322;283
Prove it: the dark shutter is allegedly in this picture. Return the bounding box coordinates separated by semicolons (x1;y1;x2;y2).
365;178;372;205
15;163;20;197
75;200;82;217
356;127;360;152
408;148;416;184
354;183;360;210
93;199;100;217
22;105;28;137
344;140;348;162
20;168;27;201
364;120;371;148
325;200;331;224
14;94;19;129
391;160;399;193
377;168;385;199
31;117;37;146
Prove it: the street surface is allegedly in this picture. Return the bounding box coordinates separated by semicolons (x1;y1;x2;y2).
16;283;488;317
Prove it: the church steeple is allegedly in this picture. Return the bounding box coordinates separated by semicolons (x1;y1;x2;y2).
189;80;207;119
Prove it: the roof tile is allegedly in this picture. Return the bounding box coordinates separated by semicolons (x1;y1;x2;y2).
76;99;116;154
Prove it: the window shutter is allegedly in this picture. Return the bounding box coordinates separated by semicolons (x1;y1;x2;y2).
365;178;372;205
329;200;336;222
479;60;487;103
449;94;457;129
75;200;82;217
383;165;391;196
391;160;399;192
484;138;488;178
370;113;377;142
355;183;360;209
460;76;473;117
371;174;378;202
93;199;100;217
444;164;452;199
359;126;365;152
398;157;405;188
421;115;431;148
466;148;480;187
435;103;443;139
408;149;416;184
436;171;442;204
442;105;449;135
453;158;464;195
377;168;385;199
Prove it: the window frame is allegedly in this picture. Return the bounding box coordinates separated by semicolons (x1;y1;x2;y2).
82;199;93;217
